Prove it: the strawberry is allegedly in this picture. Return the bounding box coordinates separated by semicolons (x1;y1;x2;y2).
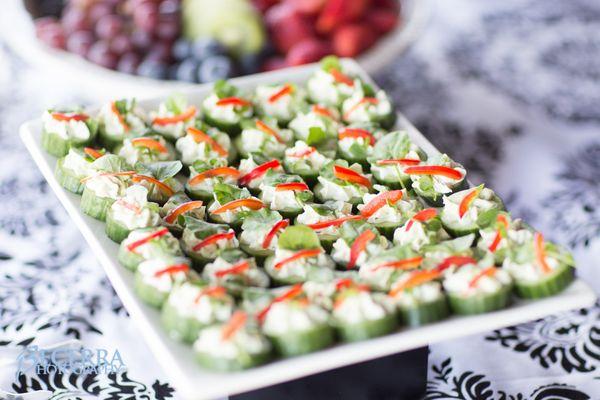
286;38;332;66
316;0;370;34
333;23;376;57
367;9;399;34
265;3;315;53
252;0;280;13
287;0;326;15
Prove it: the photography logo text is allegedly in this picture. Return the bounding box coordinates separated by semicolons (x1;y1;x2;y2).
15;345;126;378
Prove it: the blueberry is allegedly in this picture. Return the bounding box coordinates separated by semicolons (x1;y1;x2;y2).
238;53;263;75
197;55;236;83
191;38;227;61
137;59;168;80
172;38;192;61
174;58;200;82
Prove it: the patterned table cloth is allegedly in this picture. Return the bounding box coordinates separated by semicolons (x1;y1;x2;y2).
1;0;599;398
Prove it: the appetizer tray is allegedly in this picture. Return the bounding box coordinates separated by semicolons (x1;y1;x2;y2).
20;60;596;400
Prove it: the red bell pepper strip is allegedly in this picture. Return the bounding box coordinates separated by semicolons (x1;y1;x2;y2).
338;128;375;145
239;159;281;186
194;286;227;303
311;105;337;120
329;68;354;87
274;249;322;270
111;101;129;132
436;256;476;272
256;120;284;143
164;201;204;224
268;84;293;103
306;215;363;231
334;278;369;292
215;261;250;278
188;167;240;185
154;263;189;277
468;266;497;288
256;284;304;322
376;158;421;166
458;186;483;218
132;175;175;197
51;112;89;122
187;127;229;157
343;97;379;120
372;256;423;272
333;165;371;187
348;230;376;269
389;270;441;296
534;232;552;274
152;106;196;125
192;231;235;251
216;97;251;107
126;227;169;252
131;137;168;153
405;208;438;231
488;214;510;252
287;147;315;158
212;198;264;215
221;311;248;341
262;219;290;249
360;190;403;218
403;165;463;180
275;182;309;192
83;147;103;160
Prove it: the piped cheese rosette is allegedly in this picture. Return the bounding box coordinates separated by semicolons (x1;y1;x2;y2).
330;219;389;269
98;99;146;149
161;281;235;343
202;249;269;296
442;255;513;315
181;218;239;266
295;201;355;249
357;186;422;237
150;95;198;140
314;160;372;205
42;108;98;157
440;185;504;237
239;209;288;258
105;184;161;243
118;227;182;272
176;123;233;166
503;232;575;298
393;208;450;252
407;153;467;207
185;159;240;202
264;226;335;285
254;83;305;125
134;256;195;308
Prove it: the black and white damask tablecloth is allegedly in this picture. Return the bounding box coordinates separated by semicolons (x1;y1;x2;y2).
1;0;599;399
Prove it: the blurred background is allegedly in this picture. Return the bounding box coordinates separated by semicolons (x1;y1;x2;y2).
0;0;598;398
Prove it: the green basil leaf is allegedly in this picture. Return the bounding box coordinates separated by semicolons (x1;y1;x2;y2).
91;154;131;173
306;126;327;145
278;225;321;250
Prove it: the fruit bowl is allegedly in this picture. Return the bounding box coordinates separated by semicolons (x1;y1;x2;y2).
0;0;429;99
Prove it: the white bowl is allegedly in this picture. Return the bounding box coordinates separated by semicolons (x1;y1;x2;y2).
0;0;430;100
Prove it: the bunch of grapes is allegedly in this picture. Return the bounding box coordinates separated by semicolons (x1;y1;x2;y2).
34;0;246;82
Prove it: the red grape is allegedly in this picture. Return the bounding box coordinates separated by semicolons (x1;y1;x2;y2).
133;2;159;32
66;30;95;56
155;16;179;41
87;40;118;69
131;29;153;51
110;34;134;55
95;14;124;40
145;40;173;63
117;52;142;74
158;0;180;16
88;2;113;22
61;6;89;34
35;17;66;49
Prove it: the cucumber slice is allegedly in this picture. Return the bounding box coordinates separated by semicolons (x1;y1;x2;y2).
195;343;271;372
267;324;334;357
442;219;479;238
203;112;241;136
333;313;398;342
80;187;115;221
55;157;85;194
117;245;145;272
398;297;449;327
41;130;73;158
513;264;574;299
448;284;512;315
370;166;411;190
161;301;206;344
133;272;169;308
184;184;214;202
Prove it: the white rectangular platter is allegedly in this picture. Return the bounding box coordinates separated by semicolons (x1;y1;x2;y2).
20;60;596;400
